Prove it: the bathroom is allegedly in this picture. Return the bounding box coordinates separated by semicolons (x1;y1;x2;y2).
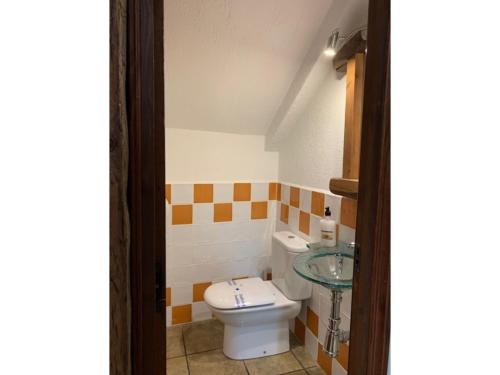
165;0;371;374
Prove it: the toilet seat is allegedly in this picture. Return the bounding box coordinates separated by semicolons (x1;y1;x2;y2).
204;277;276;310
204;280;302;360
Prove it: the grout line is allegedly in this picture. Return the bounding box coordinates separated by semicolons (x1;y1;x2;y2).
289;346;305;369
183;356;189;375
186;347;223;357
181;325;190;375
243;360;250;375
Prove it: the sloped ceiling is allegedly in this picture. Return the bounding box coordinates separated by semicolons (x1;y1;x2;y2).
165;0;333;135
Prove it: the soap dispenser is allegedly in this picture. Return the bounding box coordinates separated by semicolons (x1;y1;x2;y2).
320;206;336;248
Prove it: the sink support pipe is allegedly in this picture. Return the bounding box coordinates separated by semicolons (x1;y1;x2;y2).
323;289;350;357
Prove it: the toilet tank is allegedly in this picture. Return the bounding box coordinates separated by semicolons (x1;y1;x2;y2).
271;231;312;301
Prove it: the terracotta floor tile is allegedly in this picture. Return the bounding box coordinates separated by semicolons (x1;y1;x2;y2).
244;351;302;375
166;356;188;375
183;319;224;354
305;367;327;375
292;345;316;369
187;349;247;375
167;325;185;359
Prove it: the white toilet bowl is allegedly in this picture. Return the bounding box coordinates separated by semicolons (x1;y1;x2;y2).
205;278;300;360
204;231;312;360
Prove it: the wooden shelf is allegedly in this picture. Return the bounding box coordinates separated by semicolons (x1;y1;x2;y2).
329;178;358;199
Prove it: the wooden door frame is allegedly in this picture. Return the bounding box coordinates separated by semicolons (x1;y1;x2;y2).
348;0;390;373
111;0;389;373
128;0;166;374
110;0;166;374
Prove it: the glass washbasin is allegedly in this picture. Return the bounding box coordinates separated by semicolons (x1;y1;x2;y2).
293;243;354;290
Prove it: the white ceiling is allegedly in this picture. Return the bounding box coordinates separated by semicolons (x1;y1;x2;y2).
165;0;333;135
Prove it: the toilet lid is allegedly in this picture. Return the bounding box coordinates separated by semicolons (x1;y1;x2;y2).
204;277;276;310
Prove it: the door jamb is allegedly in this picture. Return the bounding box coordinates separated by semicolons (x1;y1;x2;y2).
127;0;166;374
348;0;391;373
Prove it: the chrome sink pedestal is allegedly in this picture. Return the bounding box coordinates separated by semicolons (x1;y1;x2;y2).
323;289;349;357
292;241;356;359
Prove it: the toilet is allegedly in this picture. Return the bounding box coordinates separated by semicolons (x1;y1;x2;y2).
204;231;312;360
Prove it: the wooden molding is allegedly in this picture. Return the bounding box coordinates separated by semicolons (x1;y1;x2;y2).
342;53;366;180
329;178;358;199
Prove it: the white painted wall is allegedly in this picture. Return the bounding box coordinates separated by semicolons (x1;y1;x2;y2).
165;128;279;182
277;65;346;191
165;0;333;135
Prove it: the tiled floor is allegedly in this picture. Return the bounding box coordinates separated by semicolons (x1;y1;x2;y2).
167;319;326;375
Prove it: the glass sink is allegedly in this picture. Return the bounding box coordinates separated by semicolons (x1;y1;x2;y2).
293;242;354;290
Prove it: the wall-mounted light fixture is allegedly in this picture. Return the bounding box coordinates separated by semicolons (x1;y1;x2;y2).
324;27;368;59
324;30;339;57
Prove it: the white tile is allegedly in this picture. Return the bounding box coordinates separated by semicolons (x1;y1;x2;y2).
255;256;271;277
171;285;193;306
218;222;242;242
288;206;299;234
169;265;194;286
213;183;233;203
276;219;289;233
166;269;174;286
166;306;172;327
200;222;236;244
191;263;216;283
242;239;267;259
319;285;331;297
340;312;351;331
248;219;269;240
192;224;213;245
325;194;342;222
169;244;194;268
332;358;348;375
232;221;254;242
210;262;234;282
311;284;321;314
318;321;328;343
282;184;290;205
192;244;215;265
192;301;212;322
339;224;356;243
210;242;235;263
319;293;332;325
171;184;193;204
300;189;312;213
230;241;251;261
193;203;213;225
341;290;352;316
233;202;251;222
251;182;268;201
268;200;277;220
298;301;308;323
170;225;194;246
230;258;252;278
304;328;318;362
